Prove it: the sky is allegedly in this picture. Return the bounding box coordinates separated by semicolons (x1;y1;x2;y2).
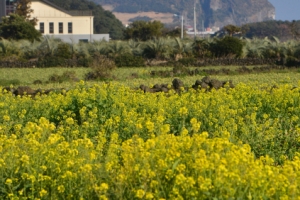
268;0;300;21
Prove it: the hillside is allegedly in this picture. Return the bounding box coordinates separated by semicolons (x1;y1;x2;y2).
47;0;124;39
241;20;300;41
92;0;275;28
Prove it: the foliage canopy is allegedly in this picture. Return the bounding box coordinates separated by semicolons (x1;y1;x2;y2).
15;0;38;26
240;20;300;41
123;20;164;41
0;14;41;42
211;36;244;58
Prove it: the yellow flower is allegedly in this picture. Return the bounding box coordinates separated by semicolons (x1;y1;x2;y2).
5;178;12;185
145;192;154;199
66;117;74;125
58;185;65;193
39;189;48;197
18;190;24;195
3;115;10;121
179;107;188;116
190;117;201;132
14;124;22;131
20;155;30;164
136;189;145;198
181;127;189;136
100;183;109;192
135;123;143;129
145;120;154;133
99;195;108;200
160;124;170;134
41;165;47;171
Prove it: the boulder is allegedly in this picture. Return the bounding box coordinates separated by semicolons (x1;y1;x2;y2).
13;86;36;96
172;78;184;90
209;79;223;89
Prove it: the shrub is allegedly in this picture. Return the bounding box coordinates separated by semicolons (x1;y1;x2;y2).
178;57;197;67
285;56;300;67
54;43;72;59
114;53;145;67
211;36;244;58
33;80;43;85
37;56;66;68
77;57;92;68
48;71;78;83
85;53;116;81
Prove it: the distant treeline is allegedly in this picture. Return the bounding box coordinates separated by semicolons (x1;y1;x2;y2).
240;20;300;41
1;35;300;68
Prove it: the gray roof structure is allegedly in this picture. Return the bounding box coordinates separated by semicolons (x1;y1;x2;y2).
0;0;92;20
31;0;92;16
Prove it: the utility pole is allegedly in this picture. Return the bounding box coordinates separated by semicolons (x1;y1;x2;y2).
194;3;197;40
181;15;184;39
202;20;204;38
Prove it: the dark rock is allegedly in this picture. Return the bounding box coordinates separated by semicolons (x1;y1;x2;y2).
153;84;162;89
33;80;43;85
34;89;44;95
201;76;211;84
13;86;35;96
140;84;147;91
195;80;202;86
161;87;169;93
200;82;209;89
2;86;15;93
161;84;168;88
172;78;184;90
209;79;223;89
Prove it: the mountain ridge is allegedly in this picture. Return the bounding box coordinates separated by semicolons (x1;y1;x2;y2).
92;0;275;28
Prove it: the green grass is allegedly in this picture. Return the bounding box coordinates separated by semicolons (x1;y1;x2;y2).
0;66;300;89
0;67;91;88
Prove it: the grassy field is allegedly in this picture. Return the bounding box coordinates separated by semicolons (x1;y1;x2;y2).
1;66;300;89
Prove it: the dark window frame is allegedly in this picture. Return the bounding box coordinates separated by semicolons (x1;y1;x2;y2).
79;39;89;43
40;22;44;34
68;22;73;34
59;22;63;34
49;22;54;34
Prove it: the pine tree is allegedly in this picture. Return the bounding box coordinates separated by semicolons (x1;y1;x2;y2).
15;0;38;26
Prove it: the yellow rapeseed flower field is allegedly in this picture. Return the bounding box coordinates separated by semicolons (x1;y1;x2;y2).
1;81;300;199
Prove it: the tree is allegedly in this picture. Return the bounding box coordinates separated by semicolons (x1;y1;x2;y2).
0;14;41;42
15;0;38;26
210;36;244;58
142;38;171;60
124;20;164;41
223;24;241;36
289;20;300;40
193;38;212;58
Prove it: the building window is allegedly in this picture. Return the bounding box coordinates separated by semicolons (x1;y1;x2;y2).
5;0;17;15
49;22;54;34
40;22;44;34
79;39;88;43
59;22;63;34
68;22;72;34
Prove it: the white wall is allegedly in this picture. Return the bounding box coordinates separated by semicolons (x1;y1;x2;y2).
44;34;110;43
31;1;94;35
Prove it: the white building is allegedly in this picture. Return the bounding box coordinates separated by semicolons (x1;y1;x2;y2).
1;0;109;43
